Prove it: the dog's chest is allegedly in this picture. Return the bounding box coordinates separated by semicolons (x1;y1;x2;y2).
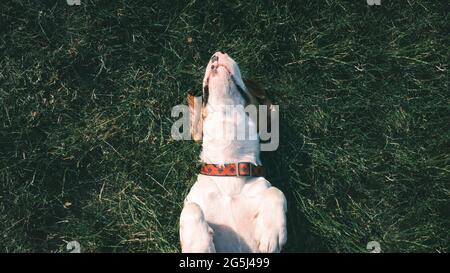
185;175;272;252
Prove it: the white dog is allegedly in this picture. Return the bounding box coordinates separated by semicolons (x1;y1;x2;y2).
179;52;287;253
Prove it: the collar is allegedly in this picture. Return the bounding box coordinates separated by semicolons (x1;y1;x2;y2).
200;162;264;177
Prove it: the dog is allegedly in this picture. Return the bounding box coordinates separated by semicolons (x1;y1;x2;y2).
179;52;287;253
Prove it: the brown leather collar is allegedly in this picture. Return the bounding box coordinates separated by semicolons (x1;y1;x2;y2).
200;162;264;177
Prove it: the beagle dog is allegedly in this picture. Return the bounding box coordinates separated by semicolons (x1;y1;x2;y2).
179;52;287;253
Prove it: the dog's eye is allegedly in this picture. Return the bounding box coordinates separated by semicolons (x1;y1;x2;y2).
202;86;209;106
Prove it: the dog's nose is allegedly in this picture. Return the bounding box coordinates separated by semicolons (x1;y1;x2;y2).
211;51;226;61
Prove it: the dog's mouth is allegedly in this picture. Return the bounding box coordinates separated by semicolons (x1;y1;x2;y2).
209;54;229;74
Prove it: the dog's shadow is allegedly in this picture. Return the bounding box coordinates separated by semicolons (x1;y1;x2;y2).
261;118;328;253
210;224;253;252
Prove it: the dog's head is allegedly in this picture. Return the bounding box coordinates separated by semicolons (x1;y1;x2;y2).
188;51;273;141
201;51;248;106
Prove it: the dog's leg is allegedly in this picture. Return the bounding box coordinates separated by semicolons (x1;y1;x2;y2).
254;187;287;253
180;202;216;253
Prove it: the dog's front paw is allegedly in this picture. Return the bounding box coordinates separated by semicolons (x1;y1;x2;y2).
254;187;287;253
255;222;287;253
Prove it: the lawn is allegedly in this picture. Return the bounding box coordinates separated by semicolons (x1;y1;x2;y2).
0;0;449;252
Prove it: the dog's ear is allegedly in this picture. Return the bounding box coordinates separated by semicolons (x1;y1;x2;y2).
187;92;203;142
244;79;273;132
244;79;270;105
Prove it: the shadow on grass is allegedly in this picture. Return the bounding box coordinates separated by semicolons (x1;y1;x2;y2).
261;116;329;253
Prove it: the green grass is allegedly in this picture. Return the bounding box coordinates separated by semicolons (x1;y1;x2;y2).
0;0;449;252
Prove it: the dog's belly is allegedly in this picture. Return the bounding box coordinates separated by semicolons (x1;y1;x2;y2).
184;174;272;252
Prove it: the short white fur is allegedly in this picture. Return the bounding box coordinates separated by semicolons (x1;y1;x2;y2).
180;52;287;253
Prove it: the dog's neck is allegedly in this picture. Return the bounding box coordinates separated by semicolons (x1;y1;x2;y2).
199;73;261;166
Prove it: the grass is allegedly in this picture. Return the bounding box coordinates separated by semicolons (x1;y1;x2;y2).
0;0;449;253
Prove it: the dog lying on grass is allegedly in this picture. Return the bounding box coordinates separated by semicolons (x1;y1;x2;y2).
179;52;287;253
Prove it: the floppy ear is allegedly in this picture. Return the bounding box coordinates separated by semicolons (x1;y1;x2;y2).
244;79;271;105
187;92;203;142
244;79;274;132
